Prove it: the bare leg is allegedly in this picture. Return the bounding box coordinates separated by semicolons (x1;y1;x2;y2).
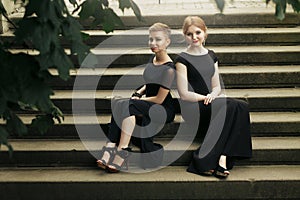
107;116;135;171
118;115;136;150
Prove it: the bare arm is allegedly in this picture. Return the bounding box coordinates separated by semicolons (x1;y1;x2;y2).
203;61;222;104
176;62;206;102
136;85;146;95
140;87;170;104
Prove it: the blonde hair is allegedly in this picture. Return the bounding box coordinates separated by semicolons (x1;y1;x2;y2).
149;22;171;38
182;16;208;39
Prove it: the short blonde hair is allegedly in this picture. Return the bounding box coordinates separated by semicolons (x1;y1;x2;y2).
182;16;208;39
149;22;171;38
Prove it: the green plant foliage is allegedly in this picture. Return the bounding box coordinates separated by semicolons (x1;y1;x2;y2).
75;0;143;33
215;0;225;13
119;0;143;21
267;0;300;20
0;0;141;155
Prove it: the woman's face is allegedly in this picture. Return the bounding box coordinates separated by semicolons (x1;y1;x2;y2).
148;31;170;53
185;25;206;47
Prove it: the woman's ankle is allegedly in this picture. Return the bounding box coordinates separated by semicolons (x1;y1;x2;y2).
218;155;227;169
117;146;128;151
106;142;116;148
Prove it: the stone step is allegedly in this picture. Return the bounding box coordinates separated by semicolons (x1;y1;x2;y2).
2;27;300;47
1;137;299;167
9;10;300;29
86;45;300;66
51;88;300;113
85;13;300;28
0;165;299;200
9;45;300;66
4;112;300;139
49;65;300;89
79;27;300;47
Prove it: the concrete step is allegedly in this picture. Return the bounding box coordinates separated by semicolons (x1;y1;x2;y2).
49;65;300;89
0;165;299;200
2;27;300;47
9;9;300;29
50;88;300;113
85;45;300;66
84;13;300;28
0;137;299;167
9;45;300;66
80;27;300;46
4;112;300;139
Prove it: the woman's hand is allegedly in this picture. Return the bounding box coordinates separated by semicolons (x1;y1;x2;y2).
131;96;140;100
203;93;216;105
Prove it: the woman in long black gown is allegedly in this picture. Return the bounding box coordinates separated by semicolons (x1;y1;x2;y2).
97;23;175;173
175;16;252;178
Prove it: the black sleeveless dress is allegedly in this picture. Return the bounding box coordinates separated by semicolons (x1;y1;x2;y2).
175;51;252;174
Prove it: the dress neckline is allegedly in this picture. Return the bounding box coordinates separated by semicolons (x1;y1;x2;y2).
182;50;209;57
152;60;173;67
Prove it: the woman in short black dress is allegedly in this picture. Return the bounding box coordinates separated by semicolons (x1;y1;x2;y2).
97;23;175;172
175;16;252;178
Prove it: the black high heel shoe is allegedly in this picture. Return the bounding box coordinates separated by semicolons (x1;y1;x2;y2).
96;146;116;169
214;165;230;178
106;147;132;173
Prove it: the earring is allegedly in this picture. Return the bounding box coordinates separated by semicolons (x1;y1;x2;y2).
203;40;206;46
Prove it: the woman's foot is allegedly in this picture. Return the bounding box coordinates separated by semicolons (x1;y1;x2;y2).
214;165;230;178
96;144;116;169
200;170;215;176
214;155;230;178
107;147;131;173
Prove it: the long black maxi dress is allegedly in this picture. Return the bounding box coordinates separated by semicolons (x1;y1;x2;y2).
107;59;176;168
175;51;252;174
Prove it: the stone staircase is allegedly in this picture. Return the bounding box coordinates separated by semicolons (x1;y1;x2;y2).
0;12;300;199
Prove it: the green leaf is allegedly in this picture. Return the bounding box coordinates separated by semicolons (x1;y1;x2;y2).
275;3;286;20
79;0;98;20
0;127;13;157
119;0;143;21
215;0;225;13
51;105;64;123
21;79;54;112
102;0;109;7
25;0;60;26
6;113;28;136
81;31;90;41
71;41;90;65
61;17;90;64
129;0;143;21
0;96;7;115
119;0;131;12
95;8;124;33
54;48;74;80
15;18;59;54
14;18;38;43
37;47;73;80
0;52;22;103
31;115;54;135
287;0;300;12
61;17;83;40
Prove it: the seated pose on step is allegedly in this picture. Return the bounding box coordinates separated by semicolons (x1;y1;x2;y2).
175;16;252;178
97;23;176;173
